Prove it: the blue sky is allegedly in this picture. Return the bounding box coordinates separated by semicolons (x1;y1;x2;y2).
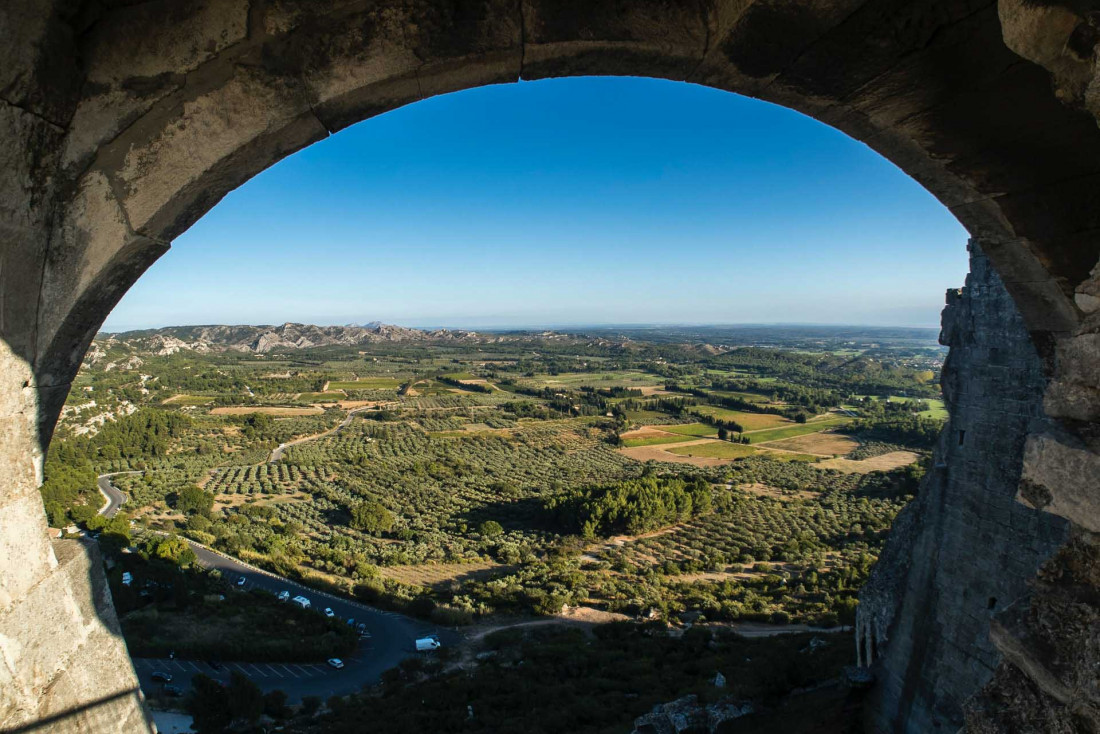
104;77;969;332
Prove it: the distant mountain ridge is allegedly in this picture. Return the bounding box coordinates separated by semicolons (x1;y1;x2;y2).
98;322;477;355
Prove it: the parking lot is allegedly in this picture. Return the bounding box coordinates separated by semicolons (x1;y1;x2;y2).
134;655;361;682
131;544;456;702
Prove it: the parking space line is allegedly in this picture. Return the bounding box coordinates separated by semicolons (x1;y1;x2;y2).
291;665;314;677
262;664;283;678
278;665;298;677
187;662;201;672
171;661;187;671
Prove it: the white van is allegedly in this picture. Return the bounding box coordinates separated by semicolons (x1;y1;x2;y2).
290;595;311;609
415;636;441;651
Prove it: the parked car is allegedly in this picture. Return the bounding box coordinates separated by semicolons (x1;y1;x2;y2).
277;590;290;601
323;607;335;618
235;577;246;587
327;658;345;669
346;618;355;627
207;660;222;671
290;595;310;609
356;623;368;637
150;671;173;683
163;685;183;698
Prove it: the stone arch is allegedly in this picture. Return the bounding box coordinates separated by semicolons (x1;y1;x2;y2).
3;1;1100;731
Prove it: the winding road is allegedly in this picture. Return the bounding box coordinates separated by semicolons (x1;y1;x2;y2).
97;471;139;516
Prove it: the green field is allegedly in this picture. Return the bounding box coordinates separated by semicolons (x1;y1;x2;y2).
327;378;401;390
705;389;769;403
747;418;851;444
915;398;948;420
657;423;718;437
853;394;949;420
666;441;756;459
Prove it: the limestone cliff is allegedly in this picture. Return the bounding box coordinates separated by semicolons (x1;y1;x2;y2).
859;240;1069;732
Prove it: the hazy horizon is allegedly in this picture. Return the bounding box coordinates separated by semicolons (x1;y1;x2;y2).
101;318;944;335
103;77;968;333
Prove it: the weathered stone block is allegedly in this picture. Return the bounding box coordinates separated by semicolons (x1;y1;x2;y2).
1020;433;1100;532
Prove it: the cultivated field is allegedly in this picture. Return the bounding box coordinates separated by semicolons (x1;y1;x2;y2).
693;406;792;431
666;441;756;459
758;432;859;456
657;423;718;437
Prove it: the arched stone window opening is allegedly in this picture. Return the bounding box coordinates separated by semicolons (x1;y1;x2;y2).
3;2;1100;733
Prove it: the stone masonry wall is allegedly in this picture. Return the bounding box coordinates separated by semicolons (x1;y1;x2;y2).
859;240;1070;732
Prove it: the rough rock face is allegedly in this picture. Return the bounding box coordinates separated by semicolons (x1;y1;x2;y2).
858;241;1069;732
964;534;1100;730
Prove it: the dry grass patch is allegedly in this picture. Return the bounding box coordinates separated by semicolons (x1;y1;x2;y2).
738;482;819;501
212;491;310;512
816;451;920;474
337;399;396;410
380;561;509;589
759;432;859;456
210;406;324;416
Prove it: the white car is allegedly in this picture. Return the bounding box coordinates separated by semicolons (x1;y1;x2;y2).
235;577;246;587
323;607;335;618
327;658;344;669
277;590;290;601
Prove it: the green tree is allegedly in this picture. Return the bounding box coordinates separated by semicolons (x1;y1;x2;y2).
227;671;264;724
263;689;291;719
175;485;214;516
477;520;504;537
186;674;231;733
350;501;395;535
147;535;196;567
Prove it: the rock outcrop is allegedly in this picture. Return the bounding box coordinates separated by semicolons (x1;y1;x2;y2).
102;322;475;354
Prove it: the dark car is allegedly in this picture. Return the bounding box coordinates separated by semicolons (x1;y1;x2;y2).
151;671;173;683
207;660;223;671
163;685;184;698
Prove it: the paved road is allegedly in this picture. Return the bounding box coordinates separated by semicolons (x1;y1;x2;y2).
130;535;457;702
97;471;139;517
